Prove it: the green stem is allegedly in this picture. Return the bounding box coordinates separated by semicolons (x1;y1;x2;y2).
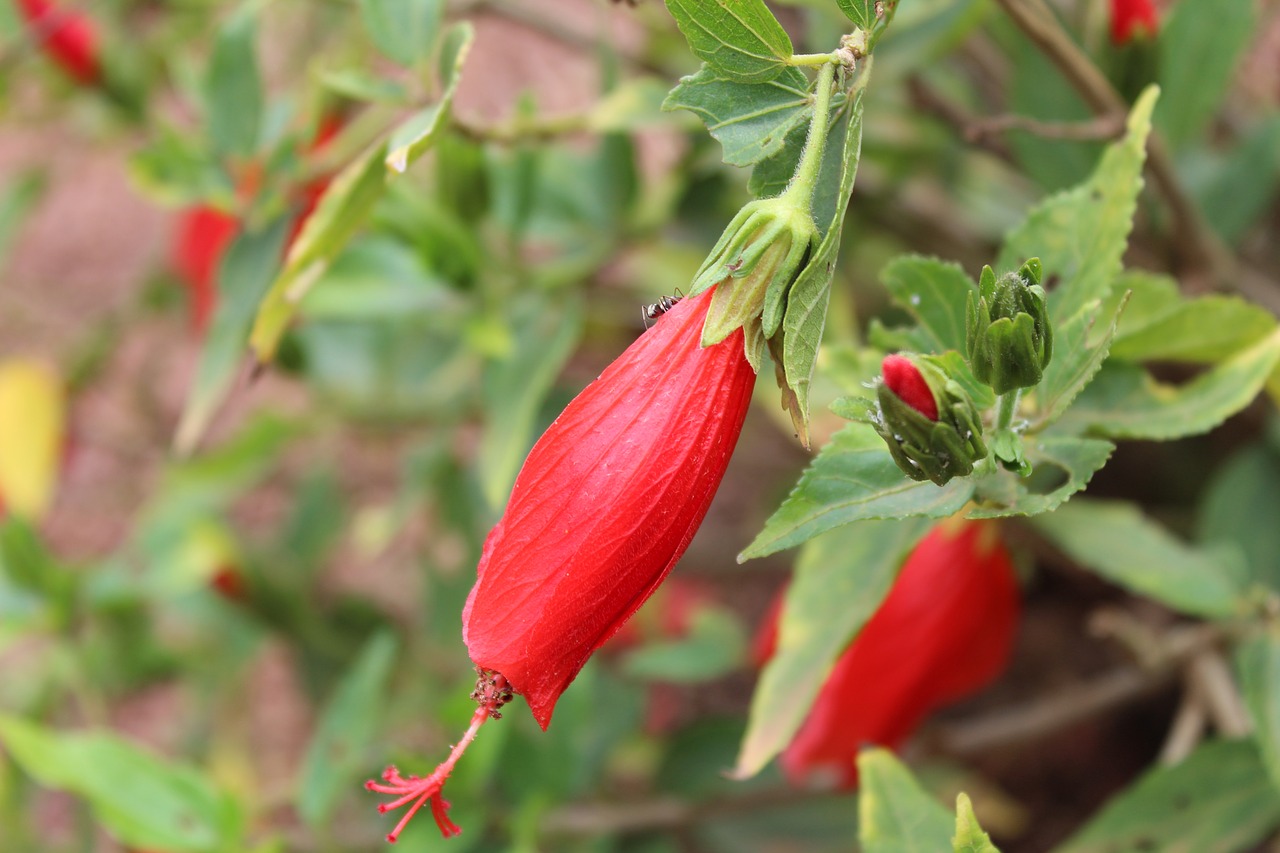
779;58;839;212
995;389;1022;432
789;51;838;67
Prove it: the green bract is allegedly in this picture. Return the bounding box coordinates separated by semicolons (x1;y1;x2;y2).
691;196;819;370
872;355;987;486
966;258;1053;395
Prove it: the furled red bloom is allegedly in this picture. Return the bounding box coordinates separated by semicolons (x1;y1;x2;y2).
881;354;938;420
18;0;101;85
1110;0;1159;45
172;206;239;334
369;286;756;840
757;519;1020;789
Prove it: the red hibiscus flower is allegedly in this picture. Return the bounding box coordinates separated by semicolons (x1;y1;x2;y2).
1110;0;1159;45
369;286;757;840
17;0;101;86
758;519;1020;789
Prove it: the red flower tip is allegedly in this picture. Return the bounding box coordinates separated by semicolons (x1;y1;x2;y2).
881;354;938;421
1110;0;1159;45
18;0;101;85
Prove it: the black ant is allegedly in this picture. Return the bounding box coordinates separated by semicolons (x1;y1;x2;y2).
642;290;683;328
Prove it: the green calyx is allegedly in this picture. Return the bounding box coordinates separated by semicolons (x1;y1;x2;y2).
693;197;819;371
871;355;987;486
966;258;1053;395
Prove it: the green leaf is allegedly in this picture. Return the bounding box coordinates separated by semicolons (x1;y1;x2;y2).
0;715;243;852
1029;499;1245;619
1056;739;1280;853
953;793;1001;853
879;255;973;354
297;631;397;827
662;65;812;167
359;0;444;66
0;171;44;271
318;68;408;104
1156;0;1256;151
1191;116;1280;243
175;219;292;454
1106;272;1277;364
734;519;932;778
1198;442;1280;591
998;86;1157;327
1238;629;1280;800
781;82;866;440
385;22;474;173
969;436;1114;519
1033;295;1125;426
663;0;793;84
299;238;458;320
739;422;973;561
203;7;263;159
858;748;955;852
247;142;389;365
622;607;746;683
1051;329;1280;441
478;295;584;510
836;0;877;29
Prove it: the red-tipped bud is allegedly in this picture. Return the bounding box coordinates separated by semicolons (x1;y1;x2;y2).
1110;0;1159;45
757;520;1020;789
172;207;239;334
881;354;938;421
17;0;101;85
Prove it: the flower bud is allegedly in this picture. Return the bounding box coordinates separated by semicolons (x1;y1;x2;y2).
17;0;101;86
1110;0;1159;45
756;519;1020;789
966;258;1052;396
873;354;987;486
691;197;819;368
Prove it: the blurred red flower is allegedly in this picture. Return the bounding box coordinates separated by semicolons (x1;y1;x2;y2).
17;0;101;85
757;519;1020;789
1110;0;1159;45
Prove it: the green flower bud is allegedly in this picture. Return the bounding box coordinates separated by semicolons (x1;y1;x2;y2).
691;197;819;370
872;354;987;487
966;258;1053;395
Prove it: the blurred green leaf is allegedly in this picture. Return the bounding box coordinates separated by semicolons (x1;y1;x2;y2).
1198;441;1280;591
385;22;474;173
622;607;746;683
247;141;389;364
878;255;973;354
1029;498;1246;618
735;518;931;778
663;0;793;84
740;422;973;561
1051;329;1280;441
1056;739;1280;853
359;0;444;66
998;86;1157;327
175;217;291;454
1105;272;1277;364
0;171;45;270
203;7;263;159
858;748;954;852
953;793;1000;853
1156;0;1255;151
0;716;243;852
318;68;408;105
1006;35;1097;192
1190;117;1280;243
298;631;397;827
587;78;676;131
969;435;1113;519
299;237;457;320
478;295;583;510
1238;629;1280;800
663;65;812;167
837;0;877;29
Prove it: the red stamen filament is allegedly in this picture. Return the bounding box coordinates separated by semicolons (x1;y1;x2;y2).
366;704;492;842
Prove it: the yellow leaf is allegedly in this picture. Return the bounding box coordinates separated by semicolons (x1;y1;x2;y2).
0;359;66;521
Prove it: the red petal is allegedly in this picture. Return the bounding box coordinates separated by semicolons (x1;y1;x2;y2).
19;0;101;85
775;520;1020;789
172;207;239;335
462;288;756;729
881;354;938;421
